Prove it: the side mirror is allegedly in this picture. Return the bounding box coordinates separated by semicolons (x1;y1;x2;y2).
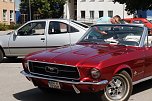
14;31;18;36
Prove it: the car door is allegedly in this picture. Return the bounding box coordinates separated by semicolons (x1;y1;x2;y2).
8;21;47;56
46;21;70;48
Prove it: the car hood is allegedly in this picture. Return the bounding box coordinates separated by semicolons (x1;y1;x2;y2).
26;44;137;68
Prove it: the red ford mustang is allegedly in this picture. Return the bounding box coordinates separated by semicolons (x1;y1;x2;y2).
21;24;152;101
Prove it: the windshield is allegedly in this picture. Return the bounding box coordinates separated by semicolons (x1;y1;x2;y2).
79;25;144;46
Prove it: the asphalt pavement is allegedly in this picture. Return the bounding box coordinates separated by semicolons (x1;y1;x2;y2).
0;30;14;36
0;58;152;101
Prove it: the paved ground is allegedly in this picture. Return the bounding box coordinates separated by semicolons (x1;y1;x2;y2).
0;58;152;101
0;30;14;36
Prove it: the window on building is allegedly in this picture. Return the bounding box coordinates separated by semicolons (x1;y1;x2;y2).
80;0;86;2
108;10;113;17
10;10;14;22
107;0;113;2
3;10;7;21
99;11;104;17
74;10;77;20
90;0;95;2
81;11;85;19
10;0;14;2
74;0;77;5
98;0;104;2
90;11;94;19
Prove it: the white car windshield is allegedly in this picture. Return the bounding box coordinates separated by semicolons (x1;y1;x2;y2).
79;25;144;46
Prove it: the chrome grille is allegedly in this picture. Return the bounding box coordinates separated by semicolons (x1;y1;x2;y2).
28;61;80;79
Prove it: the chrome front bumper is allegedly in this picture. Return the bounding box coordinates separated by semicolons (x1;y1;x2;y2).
21;70;108;85
21;70;108;94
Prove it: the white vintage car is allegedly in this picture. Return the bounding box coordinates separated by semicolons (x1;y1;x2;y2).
0;19;89;62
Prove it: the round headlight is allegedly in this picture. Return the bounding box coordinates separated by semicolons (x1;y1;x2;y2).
90;68;101;79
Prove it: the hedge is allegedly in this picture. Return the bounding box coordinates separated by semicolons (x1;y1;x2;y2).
0;23;21;31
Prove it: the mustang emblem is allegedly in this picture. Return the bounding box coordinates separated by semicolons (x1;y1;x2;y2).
45;66;59;74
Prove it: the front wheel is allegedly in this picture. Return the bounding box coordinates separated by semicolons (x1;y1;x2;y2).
0;49;4;62
100;71;133;101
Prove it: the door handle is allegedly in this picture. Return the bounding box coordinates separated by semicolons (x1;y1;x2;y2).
41;38;45;40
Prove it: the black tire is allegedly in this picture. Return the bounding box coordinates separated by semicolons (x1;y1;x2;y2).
0;49;4;62
100;71;133;101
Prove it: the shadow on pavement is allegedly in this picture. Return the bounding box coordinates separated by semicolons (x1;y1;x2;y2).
13;79;152;101
13;88;99;101
132;79;152;95
1;58;22;63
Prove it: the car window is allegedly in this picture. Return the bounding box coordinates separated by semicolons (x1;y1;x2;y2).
69;25;79;33
71;20;89;28
18;21;46;36
48;21;68;34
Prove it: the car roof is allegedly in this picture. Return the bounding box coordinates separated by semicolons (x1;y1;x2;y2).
29;18;75;22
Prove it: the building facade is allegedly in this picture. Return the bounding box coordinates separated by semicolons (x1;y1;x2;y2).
64;0;133;23
0;0;15;25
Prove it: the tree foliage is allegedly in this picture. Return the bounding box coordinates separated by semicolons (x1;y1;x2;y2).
113;0;152;14
20;0;67;20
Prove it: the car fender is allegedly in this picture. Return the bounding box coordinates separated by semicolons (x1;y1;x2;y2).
0;34;12;55
113;64;133;78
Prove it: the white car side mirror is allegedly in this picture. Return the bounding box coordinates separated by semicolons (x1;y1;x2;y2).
14;31;18;36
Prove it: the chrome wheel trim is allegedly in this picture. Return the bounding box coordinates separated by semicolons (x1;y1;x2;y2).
104;74;129;100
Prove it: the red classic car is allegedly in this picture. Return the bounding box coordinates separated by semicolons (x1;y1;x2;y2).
124;18;152;29
21;24;152;101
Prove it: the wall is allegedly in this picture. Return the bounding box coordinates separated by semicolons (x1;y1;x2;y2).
64;0;133;23
0;0;15;25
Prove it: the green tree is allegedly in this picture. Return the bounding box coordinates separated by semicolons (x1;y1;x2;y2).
113;0;152;14
20;0;67;20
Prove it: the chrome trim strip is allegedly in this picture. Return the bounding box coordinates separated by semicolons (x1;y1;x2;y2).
28;60;77;68
21;71;108;85
133;75;152;85
72;85;81;94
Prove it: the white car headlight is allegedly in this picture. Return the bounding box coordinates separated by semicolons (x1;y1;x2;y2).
90;68;101;79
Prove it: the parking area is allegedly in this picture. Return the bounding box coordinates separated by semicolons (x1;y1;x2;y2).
0;30;14;36
0;58;152;101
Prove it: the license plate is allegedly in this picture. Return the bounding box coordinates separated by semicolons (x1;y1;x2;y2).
48;81;61;89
